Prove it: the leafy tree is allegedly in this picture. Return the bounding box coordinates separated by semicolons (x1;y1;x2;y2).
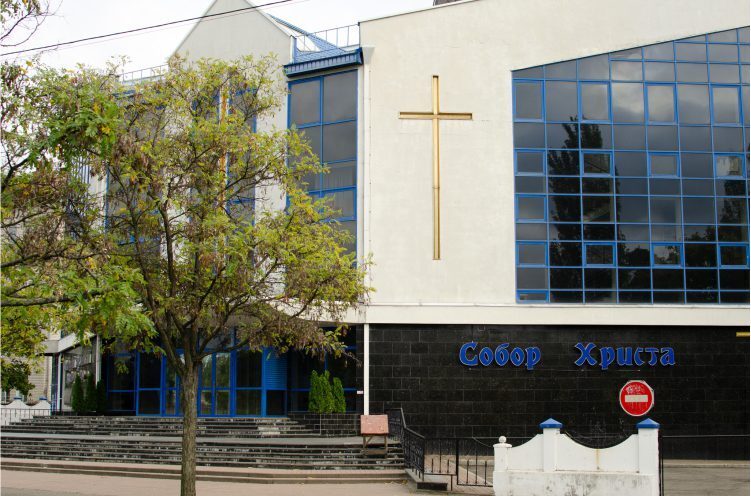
83;373;97;412
1;360;34;397
2;54;368;496
70;375;84;413
332;376;346;414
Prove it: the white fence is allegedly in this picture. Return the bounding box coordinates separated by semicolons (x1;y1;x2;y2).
1;397;52;426
494;418;660;496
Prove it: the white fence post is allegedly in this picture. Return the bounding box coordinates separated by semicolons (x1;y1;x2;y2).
637;418;660;475
494;436;512;471
540;418;562;472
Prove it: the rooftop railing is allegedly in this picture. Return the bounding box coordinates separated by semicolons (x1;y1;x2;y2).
292;24;360;63
120;65;168;84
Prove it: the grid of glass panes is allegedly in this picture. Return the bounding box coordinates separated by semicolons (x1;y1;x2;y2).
289;71;357;253
513;27;750;304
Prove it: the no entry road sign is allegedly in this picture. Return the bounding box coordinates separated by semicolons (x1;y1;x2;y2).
619;380;654;417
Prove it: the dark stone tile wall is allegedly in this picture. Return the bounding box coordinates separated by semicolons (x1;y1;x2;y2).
288;413;360;436
368;324;749;459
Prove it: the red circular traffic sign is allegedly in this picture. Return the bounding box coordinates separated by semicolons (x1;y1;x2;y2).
619;380;654;417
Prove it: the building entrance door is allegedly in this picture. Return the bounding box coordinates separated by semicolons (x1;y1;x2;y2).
198;352;231;416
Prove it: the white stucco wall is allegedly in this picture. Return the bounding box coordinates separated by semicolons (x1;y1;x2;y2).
358;0;750;326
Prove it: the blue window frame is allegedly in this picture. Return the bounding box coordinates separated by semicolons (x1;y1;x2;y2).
513;26;750;304
288;70;358;254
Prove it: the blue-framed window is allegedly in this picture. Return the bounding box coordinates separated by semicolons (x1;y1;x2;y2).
288;70;357;254
513;26;750;304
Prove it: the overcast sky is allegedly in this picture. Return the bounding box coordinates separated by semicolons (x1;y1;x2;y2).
2;0;431;72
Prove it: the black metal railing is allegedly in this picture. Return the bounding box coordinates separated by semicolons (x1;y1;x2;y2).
386;408;425;477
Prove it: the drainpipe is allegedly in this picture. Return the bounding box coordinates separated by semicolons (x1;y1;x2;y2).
363;323;370;415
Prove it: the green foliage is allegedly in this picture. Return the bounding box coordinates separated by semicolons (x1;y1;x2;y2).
308;370;344;414
70;375;84;414
83;374;97;412
2;54;372;495
332;377;346;414
308;370;322;413
1;360;34;396
96;380;107;413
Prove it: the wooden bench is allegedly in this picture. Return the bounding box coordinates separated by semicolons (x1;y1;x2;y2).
360;414;389;455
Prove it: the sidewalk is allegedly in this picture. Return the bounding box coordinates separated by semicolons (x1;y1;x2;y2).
2;461;748;495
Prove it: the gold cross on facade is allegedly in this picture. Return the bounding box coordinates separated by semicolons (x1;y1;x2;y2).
399;75;472;260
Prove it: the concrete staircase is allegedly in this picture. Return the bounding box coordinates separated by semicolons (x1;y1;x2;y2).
0;415;407;483
1;416;318;438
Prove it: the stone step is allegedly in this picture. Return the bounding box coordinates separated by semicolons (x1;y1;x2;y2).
0;446;405;461
0;453;404;470
0;459;408;484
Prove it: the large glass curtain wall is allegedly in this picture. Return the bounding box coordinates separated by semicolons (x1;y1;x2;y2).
513;27;750;304
107;346;272;416
289;70;357;253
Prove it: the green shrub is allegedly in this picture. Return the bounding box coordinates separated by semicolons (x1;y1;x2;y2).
320;371;335;413
332;377;346;413
70;375;84;414
308;370;322;413
83;374;97;412
95;380;107;413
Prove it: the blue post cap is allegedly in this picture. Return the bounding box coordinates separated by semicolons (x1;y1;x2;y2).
540;418;563;429
636;418;660;429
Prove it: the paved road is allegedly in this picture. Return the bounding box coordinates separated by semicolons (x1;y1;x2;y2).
2;465;749;495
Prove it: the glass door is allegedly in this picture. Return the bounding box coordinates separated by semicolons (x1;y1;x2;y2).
198;352;231;416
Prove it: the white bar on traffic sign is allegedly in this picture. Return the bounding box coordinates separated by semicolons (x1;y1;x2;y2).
624;394;648;403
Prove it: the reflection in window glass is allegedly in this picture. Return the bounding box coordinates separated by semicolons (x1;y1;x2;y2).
683;197;715;224
710;64;740;83
715;156;744;177
645;62;674;82
677;85;709;124
653;245;681;265
518;196;546;220
581;84;609;120
514;122;545;148
613;125;645;150
517;151;544;174
545;81;578;121
712;87;740;123
679;127;711;151
615;152;647;176
514;81;542;120
676;63;708;82
650;154;678;175
719;245;747;266
611;61;642;81
518;243;546;265
612;83;644;122
708;44;739;63
545;60;577;79
675;43;706;62
647;125;678;150
583;153;611;174
513;32;748;304
578;55;609;79
713;127;744;152
647;85;675;122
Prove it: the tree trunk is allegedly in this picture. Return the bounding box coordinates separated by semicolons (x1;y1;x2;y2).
180;365;199;496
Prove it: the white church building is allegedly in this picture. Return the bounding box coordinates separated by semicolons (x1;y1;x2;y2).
41;0;749;460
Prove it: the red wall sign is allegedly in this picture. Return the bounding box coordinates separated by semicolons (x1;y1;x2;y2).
619;380;654;417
